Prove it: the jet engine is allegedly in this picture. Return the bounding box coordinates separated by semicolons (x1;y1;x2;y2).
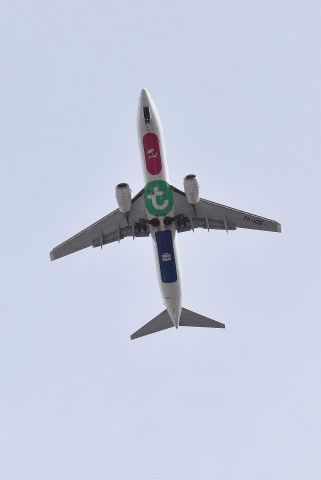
183;174;200;205
115;183;132;213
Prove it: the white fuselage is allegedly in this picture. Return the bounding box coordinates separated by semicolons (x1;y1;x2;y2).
137;89;182;327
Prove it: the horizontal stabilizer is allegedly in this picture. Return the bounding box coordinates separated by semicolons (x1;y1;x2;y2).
180;307;225;329
131;310;173;340
131;307;225;340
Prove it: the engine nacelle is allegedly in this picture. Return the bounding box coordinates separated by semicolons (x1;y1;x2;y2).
115;183;132;213
183;174;200;205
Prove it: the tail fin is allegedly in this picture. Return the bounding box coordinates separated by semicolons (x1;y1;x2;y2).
131;307;225;340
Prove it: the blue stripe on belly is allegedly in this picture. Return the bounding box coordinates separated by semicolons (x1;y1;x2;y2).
155;230;177;283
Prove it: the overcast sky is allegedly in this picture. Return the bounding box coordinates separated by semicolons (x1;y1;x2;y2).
1;1;321;479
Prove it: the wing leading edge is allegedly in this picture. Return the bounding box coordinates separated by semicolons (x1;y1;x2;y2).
50;189;148;261
171;186;281;234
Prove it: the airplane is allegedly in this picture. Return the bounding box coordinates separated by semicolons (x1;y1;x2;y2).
50;88;281;340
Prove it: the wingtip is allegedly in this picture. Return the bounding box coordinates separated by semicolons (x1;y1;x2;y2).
276;222;282;233
49;250;55;261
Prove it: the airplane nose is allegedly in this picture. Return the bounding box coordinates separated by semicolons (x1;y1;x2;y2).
140;88;151;104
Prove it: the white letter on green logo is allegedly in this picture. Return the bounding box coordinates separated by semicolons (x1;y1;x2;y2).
144;180;173;217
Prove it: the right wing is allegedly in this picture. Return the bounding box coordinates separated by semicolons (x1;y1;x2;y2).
50;189;149;261
171;186;281;233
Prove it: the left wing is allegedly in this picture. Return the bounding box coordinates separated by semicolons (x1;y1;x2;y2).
50;189;149;261
171;186;281;233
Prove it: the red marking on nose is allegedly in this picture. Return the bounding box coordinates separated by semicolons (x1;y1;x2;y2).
143;133;162;175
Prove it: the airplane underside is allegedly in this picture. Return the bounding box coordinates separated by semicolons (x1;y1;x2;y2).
50;88;281;340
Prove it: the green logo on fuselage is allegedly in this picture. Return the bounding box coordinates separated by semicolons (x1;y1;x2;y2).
144;180;173;217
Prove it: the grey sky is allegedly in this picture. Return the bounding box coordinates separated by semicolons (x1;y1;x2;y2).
1;1;320;479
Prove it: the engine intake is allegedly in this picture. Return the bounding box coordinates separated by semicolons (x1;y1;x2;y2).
183;174;200;205
115;183;132;213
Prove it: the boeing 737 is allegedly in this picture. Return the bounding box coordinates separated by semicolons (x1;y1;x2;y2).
50;89;281;339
